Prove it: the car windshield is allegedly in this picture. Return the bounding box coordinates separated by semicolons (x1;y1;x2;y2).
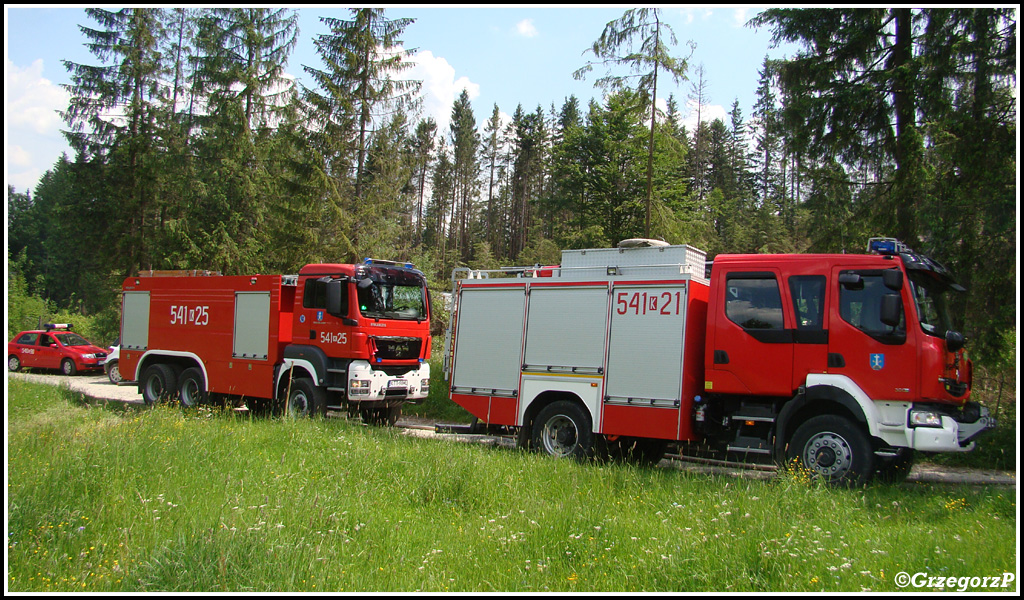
357;282;427;321
53;332;92;347
908;272;957;339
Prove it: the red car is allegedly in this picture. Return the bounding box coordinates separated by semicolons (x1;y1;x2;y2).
7;324;108;375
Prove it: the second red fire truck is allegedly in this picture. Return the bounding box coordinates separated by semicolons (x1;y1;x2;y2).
443;238;995;485
119;259;432;424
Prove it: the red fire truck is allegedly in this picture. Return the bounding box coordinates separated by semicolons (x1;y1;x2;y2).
119;260;431;424
443;239;995;485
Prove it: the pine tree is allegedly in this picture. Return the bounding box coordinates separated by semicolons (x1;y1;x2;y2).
304;8;420;205
62;8;167;276
574;8;691;237
449;89;480;261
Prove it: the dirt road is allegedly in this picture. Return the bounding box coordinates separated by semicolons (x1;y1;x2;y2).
9;371;1016;486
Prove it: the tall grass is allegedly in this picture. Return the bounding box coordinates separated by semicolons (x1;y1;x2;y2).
7;378;1017;592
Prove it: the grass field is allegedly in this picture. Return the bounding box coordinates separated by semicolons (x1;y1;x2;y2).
6;377;1018;593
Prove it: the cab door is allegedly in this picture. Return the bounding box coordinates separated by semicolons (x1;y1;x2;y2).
786;274;830;390
708;270;795;396
827;267;917;400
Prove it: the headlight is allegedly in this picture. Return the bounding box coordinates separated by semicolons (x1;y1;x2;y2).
349;380;371;396
909;410;943;428
82;354;96;359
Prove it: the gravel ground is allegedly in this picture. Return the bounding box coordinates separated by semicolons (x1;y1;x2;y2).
8;371;1016;487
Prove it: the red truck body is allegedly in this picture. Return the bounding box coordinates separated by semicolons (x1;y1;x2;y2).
444;239;994;484
120;260;431;422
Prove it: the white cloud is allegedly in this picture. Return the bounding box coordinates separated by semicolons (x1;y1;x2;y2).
733;8;750;27
680;8;714;26
515;19;538;38
6;59;72;192
682;99;727;132
6;59;68;134
408;50;480;135
8;145;32;169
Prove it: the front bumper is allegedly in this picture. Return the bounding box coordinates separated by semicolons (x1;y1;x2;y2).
908;402;997;452
346;360;430;405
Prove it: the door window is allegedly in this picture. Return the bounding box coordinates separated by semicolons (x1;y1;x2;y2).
839;271;905;345
725;274;784;331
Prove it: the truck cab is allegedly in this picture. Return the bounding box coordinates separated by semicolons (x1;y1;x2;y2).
288;260;432;423
700;238;992;483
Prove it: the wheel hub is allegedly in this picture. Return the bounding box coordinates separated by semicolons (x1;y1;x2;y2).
542;416;578;456
805;433;852;475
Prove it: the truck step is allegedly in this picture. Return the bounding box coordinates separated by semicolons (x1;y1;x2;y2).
726;446;772;455
435;422;478;434
727;435;773;455
732;415;775;423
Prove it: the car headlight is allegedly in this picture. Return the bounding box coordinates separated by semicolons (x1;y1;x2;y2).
349;380;371;396
82;354;96;359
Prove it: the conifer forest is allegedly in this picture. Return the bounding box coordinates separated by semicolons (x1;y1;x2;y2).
6;8;1017;374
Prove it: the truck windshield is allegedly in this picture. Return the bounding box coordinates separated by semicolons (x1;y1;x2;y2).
358;281;427;321
908;272;957;339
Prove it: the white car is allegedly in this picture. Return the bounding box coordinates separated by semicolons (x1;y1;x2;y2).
103;345;123;384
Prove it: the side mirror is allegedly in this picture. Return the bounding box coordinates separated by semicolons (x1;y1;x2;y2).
357;278;374;290
945;330;966;353
882;268;903;291
326;280;345;316
880;293;903;328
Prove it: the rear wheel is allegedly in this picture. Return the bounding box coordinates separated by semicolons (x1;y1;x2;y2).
141;364;179;406
786;415;875;487
604;436;668;467
178;367;208;409
532;400;597;461
61;358;77;376
875;448;915;484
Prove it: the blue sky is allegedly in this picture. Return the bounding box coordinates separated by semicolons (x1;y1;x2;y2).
6;6;800;193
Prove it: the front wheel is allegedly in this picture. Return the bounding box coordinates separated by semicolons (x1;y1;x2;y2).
287;379;326;418
8;355;21;372
360;405;402;426
786;415;875;487
61;358;77;376
531;400;597;461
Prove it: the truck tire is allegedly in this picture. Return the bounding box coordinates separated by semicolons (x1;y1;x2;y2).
532;400;597;461
786;415;875;487
61;358;77;376
604;436;668;467
875;448;915;484
178;367;208;409
141;364;179;406
360;406;402;426
287;379;326;418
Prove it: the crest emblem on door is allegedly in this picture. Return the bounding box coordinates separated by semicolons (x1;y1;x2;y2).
870;353;885;370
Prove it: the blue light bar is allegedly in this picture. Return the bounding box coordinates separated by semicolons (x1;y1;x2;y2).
870;239;896;254
867;237;907;255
